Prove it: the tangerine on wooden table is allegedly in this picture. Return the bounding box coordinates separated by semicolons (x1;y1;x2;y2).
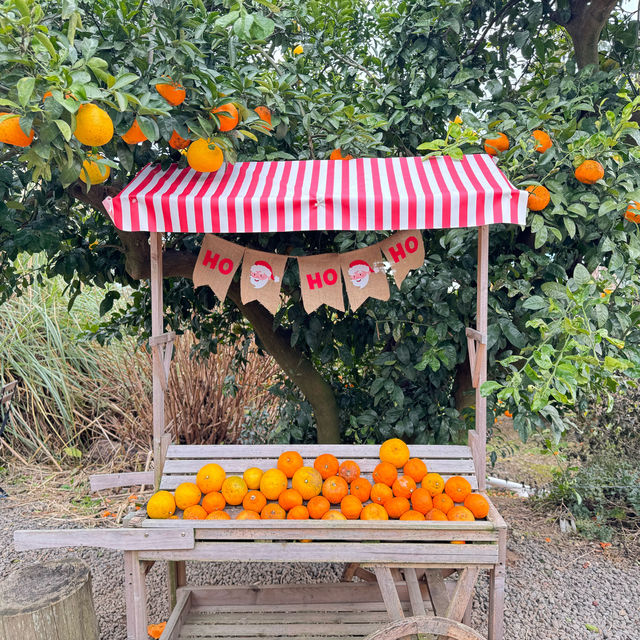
261;503;286;519
432;492;454;515
400;510;425;521
307;495;331;519
287;505;310;520
174;482;202;510
392;475;417;499
464;493;490;519
338;460;360;484
277;450;304;478
379;438;410;468
447;505;475;521
385;496;411;519
292;466;323;500
422;472;445;497
206;510;231;520
340;495;363;520
221;476;248;506
196;463;226;494
146;490;176;519
322;475;349;504
350;477;372;502
278;488;303;511
236;509;260;520
444;476;472;503
201;491;226;514
403;458;428;483
322;510;347;520
314;453;339;479
242;490;267;513
360;503;389;520
243;467;263;490
260;468;288;500
372;461;398;486
425;508;448;521
370;482;393;506
410;487;433;515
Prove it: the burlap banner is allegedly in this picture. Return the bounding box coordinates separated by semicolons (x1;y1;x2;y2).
340;245;390;311
379;230;425;288
192;234;245;302
240;248;288;315
297;253;345;314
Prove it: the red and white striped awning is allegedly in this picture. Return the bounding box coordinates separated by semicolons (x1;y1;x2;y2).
103;154;527;233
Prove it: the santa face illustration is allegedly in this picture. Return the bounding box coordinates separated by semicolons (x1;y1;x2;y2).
250;260;279;289
348;259;374;289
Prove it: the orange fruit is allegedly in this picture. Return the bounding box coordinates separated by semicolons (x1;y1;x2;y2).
403;458;428;483
261;503;286;519
370;482;393;506
277;451;304;478
410;487;433;515
307;495;331;519
392;475;417;499
338;460;360;484
360;503;389;520
291;466;323;500
322;510;347;520
372;461;398;486
350;477;372;502
278;488;304;511
444;476;472;503
625;201;640;223
146;490;176;519
385;496;411;519
259;468;288;501
74;104;114;146
293;44;304;55
451;540;466;544
329;148;353;160
484;132;509;156
183;505;208;520
211;102;239;132
201;491;226;514
400;510;425;521
532;130;552;153
147;622;167;639
425;508;448;521
432;493;454;515
242;490;267;513
287;505;310;519
422;472;445;497
447;506;475;522
79;154;110;185
221;476;248;506
187;138;224;173
379;438;410;468
464;493;490;519
526;185;551;211
196;463;226;494
575;160;604;184
243;467;263;490
169;130;191;150
340;495;363;520
174;482;202;510
314;453;339;479
236;509;260;520
0;113;34;147
156;80;186;106
254;106;271;126
121;118;147;144
322;475;349;504
206;510;231;520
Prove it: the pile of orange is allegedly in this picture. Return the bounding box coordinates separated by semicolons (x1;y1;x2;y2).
146;438;490;527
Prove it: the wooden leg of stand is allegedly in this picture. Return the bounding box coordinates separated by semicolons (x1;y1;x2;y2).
423;569;449;617
374;566;405;621
446;568;478;622
124;551;147;640
488;566;505;640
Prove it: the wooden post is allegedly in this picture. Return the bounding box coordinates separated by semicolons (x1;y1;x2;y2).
475;225;489;491
124;551;148;640
0;559;99;640
150;232;165;490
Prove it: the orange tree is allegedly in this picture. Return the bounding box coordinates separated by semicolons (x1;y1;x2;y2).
0;0;639;448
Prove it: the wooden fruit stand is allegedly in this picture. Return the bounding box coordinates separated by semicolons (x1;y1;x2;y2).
15;154;527;640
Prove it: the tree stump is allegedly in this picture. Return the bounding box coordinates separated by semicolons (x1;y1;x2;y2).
0;558;99;640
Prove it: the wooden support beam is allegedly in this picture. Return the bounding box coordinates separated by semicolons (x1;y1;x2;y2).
403;568;426;617
446;567;479;622
373;566;405;621
124;551;147;640
423;569;450;617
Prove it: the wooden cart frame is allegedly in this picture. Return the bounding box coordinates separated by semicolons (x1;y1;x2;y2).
15;155;525;640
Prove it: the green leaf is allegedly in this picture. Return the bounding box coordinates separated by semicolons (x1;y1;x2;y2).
54;119;72;141
111;73;139;91
17;77;35;106
563;217;576;238
573;263;591;285
522;295;546;311
137;116;159;141
480;381;502;396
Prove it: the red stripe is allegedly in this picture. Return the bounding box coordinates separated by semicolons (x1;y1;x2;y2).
241;162;265;232
476;156;504;223
425;157;451;228
459;156;486;226
193;173;215;234
356;159;368;230
275;162;293;232
258;162;280;232
177;171;202;232
307;160;321;231
399;157;417;228
160;167;191;231
291;161;307;231
127;165;162;231
443;155;469;227
143;164;180;232
209;165;234;233
411;157;436;228
226;163;252;233
370;159;383;230
386;159;401;230
324;160;336;231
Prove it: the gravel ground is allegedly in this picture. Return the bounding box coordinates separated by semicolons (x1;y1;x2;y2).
1;493;638;640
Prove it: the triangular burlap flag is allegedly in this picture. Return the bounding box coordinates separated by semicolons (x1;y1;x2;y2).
340;245;389;311
240;249;288;315
297;254;345;314
193;234;245;302
379;230;425;288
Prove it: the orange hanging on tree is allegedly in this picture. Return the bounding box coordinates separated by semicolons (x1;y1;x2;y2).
574;160;604;184
212;102;239;132
483;132;509;156
156;80;186;106
121;118;147;144
532;130;552;153
526;185;551;211
624;201;640;223
0;113;34;147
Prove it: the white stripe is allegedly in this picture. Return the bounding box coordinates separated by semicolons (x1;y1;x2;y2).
482;154;516;223
251;163;270;233
332;160;344;230
314;160;328;231
200;167;227;233
167;169;196;231
283;161;300;231
185;170;208;231
409;158;438;228
391;158;409;230
233;162;259;233
466;155;495;225
151;167;184;232
435;156;460;228
267;162;287;232
452;159;477;227
362;159;375;230
299;160;314;231
216;164;245;233
118;165;153;230
377;159;392;229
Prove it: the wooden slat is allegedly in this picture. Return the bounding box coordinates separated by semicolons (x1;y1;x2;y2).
179;621;382;636
149;331;176;347
162;589;192;640
424;569;450;617
89;471;154;492
446;567;479;622
1;380;17;406
185;610;398;624
373;566;404;621
165;444;473;459
13;527;194;551
403;568;426;617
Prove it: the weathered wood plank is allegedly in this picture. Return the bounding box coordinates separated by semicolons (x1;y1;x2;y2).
373;566;404;621
13;528;194;551
190;602;416;614
89;471;154;492
124;551;147;640
186;610;396;624
403;568;426;617
424;569;450;616
363;615;486;640
446;567;479;622
161;589;191;640
178;621;382;636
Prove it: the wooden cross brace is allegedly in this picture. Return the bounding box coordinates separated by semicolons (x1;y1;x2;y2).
465;328;487;389
149;331;176;392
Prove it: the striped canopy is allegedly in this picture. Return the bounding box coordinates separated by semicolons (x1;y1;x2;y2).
103;154;527;233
